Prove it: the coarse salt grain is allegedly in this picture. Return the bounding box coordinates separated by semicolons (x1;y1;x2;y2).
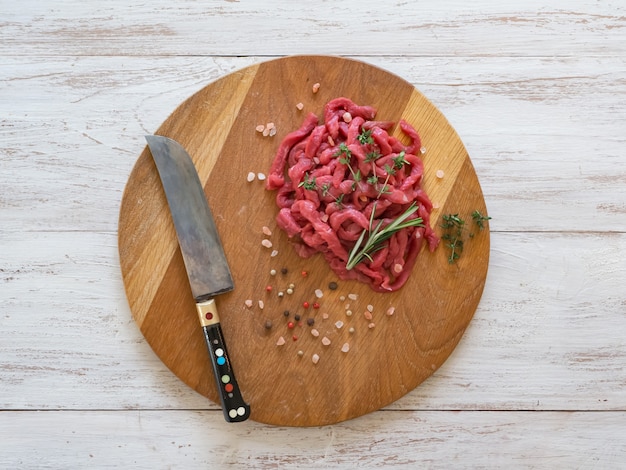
266;122;275;130
321;337;331;346
368;322;376;329
261;239;273;248
258;300;264;309
341;343;350;353
296;102;304;110
348;293;358;301
364;311;373;321
312;354;320;364
420;146;427;154
270;250;278;257
246;172;256;182
244;299;253;308
335;321;344;329
269;127;277;137
257;172;266;181
312;82;320;93
366;304;374;313
276;336;286;346
311;329;320;337
342;112;352;123
386;306;396;316
314;289;323;298
262;127;270;137
255;124;265;133
436;169;445;179
322;313;329;320
262;226;272;236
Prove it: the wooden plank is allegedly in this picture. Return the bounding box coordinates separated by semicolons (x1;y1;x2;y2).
1;56;625;234
1;230;624;411
2;1;626;57
1;410;625;468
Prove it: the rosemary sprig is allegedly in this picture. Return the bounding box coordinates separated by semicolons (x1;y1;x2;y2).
346;202;423;270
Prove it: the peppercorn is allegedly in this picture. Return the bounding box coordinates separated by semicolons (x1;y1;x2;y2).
328;281;338;290
264;320;273;330
283;310;290;317
294;314;301;321
307;318;315;326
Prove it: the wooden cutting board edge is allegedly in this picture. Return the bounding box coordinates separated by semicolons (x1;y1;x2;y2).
117;55;490;427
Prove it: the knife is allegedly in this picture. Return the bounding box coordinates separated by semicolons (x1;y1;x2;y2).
145;135;250;423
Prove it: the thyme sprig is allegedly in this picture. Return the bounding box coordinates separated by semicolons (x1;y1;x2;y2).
346;202;424;270
441;214;465;264
441;210;491;264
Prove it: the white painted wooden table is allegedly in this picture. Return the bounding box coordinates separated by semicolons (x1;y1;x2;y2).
2;1;625;468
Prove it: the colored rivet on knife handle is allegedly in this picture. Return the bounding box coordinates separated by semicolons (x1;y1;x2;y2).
199;300;250;423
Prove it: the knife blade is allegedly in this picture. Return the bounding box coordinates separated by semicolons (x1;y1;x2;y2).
145;135;250;423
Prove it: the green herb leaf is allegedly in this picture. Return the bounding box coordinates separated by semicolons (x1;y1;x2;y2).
357;128;374;145
392;151;408;170
365;150;381;163
298;172;317;190
346;202;424;270
471;210;491;230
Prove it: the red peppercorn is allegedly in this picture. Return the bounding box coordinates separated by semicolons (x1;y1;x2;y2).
287;321;295;329
292;335;298;341
302;301;310;309
301;270;308;277
265;285;272;292
313;302;320;309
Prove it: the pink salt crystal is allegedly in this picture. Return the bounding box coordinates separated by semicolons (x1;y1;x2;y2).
312;354;320;364
311;329;320;337
364;311;373;321
386;307;395;316
368;322;376;329
341;343;350;353
276;336;286;346
321;337;331;346
244;299;253;308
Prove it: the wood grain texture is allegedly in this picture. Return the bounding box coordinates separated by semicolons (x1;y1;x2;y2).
2;410;626;469
118;56;489;426
2;0;626;465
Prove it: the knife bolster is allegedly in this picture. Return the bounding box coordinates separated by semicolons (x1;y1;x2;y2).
196;299;220;327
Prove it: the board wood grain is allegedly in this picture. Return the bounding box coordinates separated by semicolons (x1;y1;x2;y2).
118;56;489;426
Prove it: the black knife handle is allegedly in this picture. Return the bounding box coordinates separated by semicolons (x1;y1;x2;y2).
197;300;250;422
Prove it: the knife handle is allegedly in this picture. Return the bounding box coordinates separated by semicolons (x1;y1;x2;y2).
197;299;250;423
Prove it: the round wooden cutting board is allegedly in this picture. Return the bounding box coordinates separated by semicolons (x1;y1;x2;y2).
118;56;489;426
